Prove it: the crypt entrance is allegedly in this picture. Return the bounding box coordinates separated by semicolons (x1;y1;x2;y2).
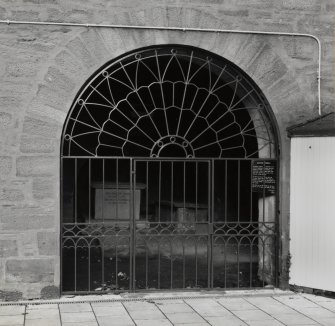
61;45;279;294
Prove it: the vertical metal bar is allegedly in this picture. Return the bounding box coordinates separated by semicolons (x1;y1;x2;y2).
101;159;105;287
249;242;253;288
250;160;253;223
158;242;161;289
224;240;227;288
146;162;149;222
237;239;240;288
115;241;118;290
170;239;173;289
182;239;185;288
60;157;64;293
131;159;135;291
88;159;91;224
158;161;161;222
207;161;211;289
195;239;198;288
237;160;240;223
74;158;77;224
262;161;265;223
145;240;148;289
102;159;105;223
211;160;214;288
171;162;173;222
74;244;77;292
88;246;91;291
183;161;186;222
195;162;198;222
224;160;227;222
116;159;119;219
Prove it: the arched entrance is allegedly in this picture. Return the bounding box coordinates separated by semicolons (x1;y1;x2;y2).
61;45;279;294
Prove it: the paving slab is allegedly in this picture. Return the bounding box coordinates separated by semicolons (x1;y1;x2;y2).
204;316;247;325
2;291;335;326
60;311;96;323
165;312;207;324
0;314;25;326
135;320;173;326
59;303;92;313
0;305;25;316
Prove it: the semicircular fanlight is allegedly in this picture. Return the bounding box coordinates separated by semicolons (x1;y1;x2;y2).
62;46;277;159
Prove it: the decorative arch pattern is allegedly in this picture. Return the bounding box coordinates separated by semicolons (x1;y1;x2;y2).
62;46;277;159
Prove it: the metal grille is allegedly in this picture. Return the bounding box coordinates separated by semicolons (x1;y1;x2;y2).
62;46;276;159
61;158;277;293
61;46;278;294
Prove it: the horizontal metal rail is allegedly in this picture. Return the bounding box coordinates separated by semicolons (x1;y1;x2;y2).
0;19;322;115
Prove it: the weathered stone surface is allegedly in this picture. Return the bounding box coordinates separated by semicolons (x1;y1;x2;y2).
6;259;54;283
0;188;24;202
37;232;58;256
40;285;59;299
20;136;55;154
32;177;56;200
22;116;59;138
66;36;96;69
44;67;76;93
0;290;22;301
0;156;12;180
0;240;18;258
16;156;57;176
0;112;12;128
6;61;38;78
1;206;54;230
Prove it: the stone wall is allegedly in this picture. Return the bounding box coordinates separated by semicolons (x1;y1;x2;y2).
0;0;334;299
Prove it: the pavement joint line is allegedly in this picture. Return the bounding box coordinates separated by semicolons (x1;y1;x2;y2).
58;303;63;326
180;298;209;323
121;301;137;326
0;290;293;306
153;300;173;325
243;295;287;325
299;293;335;315
271;295;323;325
89;302;100;326
215;297;250;325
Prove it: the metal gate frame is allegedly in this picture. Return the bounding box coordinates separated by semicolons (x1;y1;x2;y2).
61;156;278;294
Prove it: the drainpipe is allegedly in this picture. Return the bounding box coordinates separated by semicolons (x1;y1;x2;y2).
0;20;322;115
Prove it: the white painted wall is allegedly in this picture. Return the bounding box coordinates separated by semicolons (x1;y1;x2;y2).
290;137;335;291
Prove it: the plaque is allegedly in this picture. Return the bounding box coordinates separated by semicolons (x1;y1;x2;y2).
252;161;276;195
93;183;145;220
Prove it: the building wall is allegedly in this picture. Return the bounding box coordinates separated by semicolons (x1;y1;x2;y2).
0;0;334;299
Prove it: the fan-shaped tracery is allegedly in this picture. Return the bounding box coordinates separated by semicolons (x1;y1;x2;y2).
62;46;277;158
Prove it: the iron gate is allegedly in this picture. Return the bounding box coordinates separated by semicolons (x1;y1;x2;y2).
61;157;277;293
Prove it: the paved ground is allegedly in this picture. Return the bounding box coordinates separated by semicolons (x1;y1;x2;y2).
1;291;335;326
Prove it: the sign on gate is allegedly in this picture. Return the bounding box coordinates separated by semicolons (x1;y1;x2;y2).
252;161;276;195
